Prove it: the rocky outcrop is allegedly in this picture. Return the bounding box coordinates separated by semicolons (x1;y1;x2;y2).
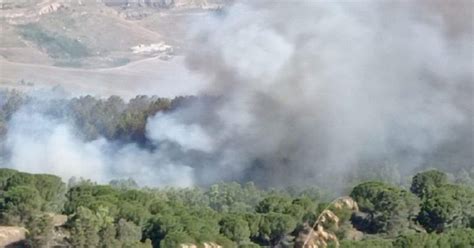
0;0;78;24
38;2;64;15
295;197;360;248
0;226;27;247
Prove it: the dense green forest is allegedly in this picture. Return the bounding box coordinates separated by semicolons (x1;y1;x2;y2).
1;90;473;186
0;168;473;247
1;90;473;247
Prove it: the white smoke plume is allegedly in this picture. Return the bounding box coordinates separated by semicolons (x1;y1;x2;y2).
7;111;107;181
4;101;195;187
147;112;215;153
1;1;472;190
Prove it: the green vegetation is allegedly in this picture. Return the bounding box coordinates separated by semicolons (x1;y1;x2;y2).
417;184;474;233
350;181;420;236
0;168;472;247
410;170;448;199
0;90;180;143
0;91;473;247
18;23;89;59
392;229;474;248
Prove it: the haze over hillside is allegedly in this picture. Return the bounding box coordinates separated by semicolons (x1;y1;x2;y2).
0;1;473;248
0;0;230;97
0;0;472;191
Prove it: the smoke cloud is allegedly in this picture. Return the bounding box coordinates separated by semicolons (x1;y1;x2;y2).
1;1;472;190
147;112;215;153
4;99;195;187
177;0;473;187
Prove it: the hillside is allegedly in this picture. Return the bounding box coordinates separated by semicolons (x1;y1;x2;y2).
0;0;224;66
0;1;472;247
0;0;228;95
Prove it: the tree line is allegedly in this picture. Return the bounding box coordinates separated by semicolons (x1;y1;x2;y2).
0;90;197;144
0;168;473;247
1;89;473;187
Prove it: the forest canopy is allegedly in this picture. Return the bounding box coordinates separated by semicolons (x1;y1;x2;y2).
1;90;473;189
0;168;473;247
0;90;473;247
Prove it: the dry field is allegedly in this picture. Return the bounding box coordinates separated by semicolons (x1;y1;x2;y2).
0;56;207;98
0;1;215;97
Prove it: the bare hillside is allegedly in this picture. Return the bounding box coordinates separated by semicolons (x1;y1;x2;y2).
0;0;223;96
0;56;206;98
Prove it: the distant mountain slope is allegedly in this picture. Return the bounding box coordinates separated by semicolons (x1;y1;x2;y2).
0;0;224;95
0;0;229;68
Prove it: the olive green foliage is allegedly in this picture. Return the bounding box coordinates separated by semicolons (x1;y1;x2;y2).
340;238;394;248
207;182;266;212
219;215;250;244
342;225;474;248
410;170;448;198
33;174;67;212
1;185;42;224
0;169;66;224
350;181;420;236
393;228;474;248
25;214;55;247
256;196;292;214
66;95;173;142
0;168;18;189
117;218;143;244
0;90;186;145
258;212;297;246
0;168;326;247
417;184;474;232
68;206;105;247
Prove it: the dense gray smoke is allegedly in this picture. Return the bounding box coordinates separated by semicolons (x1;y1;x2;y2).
172;0;473;187
1;1;473;189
